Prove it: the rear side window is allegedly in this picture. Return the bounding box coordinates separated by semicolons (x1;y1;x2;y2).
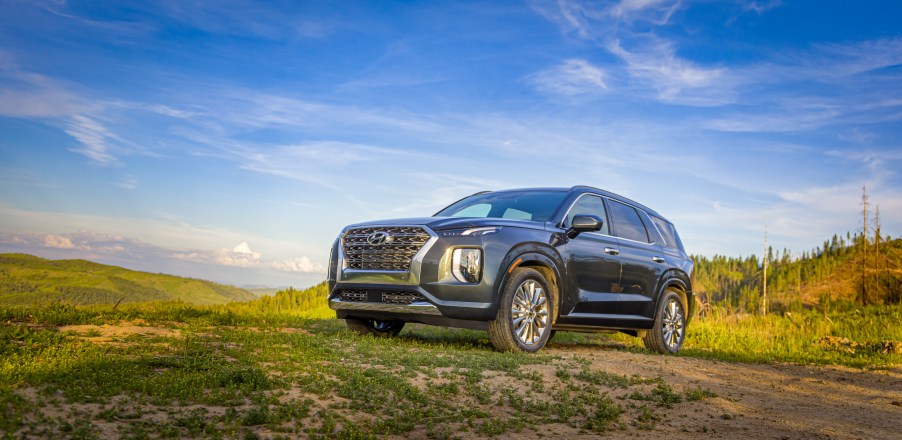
608;200;650;243
563;194;609;235
650;216;684;250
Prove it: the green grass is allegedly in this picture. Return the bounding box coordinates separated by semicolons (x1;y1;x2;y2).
0;301;725;439
593;301;902;368
0;298;898;437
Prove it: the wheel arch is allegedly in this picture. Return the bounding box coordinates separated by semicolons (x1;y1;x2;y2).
494;245;565;324
656;270;695;325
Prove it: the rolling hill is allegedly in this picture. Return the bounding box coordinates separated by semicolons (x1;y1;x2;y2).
0;253;257;306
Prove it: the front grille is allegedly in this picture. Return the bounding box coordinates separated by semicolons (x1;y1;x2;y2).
338;289;425;305
343;226;431;271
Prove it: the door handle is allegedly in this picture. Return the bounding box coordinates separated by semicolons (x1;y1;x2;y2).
604;247;620;256
652;256;666;263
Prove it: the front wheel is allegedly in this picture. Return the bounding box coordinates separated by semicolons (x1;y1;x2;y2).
345;318;405;337
643;289;687;354
488;268;554;353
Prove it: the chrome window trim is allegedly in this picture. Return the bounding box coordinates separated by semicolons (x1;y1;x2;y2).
644;213;670;246
558;192;660;245
605;198;655;245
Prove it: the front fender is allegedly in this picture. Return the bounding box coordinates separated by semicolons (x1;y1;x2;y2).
490;243;565;317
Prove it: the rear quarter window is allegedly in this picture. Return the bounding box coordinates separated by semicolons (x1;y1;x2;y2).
650;216;684;250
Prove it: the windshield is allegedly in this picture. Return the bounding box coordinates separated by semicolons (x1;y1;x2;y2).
435;191;568;223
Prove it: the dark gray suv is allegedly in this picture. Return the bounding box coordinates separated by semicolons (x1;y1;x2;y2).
327;186;693;353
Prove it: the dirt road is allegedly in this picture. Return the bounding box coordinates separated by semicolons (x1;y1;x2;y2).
542;343;902;439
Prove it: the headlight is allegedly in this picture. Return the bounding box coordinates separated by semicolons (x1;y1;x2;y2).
451;248;482;283
439;227;500;237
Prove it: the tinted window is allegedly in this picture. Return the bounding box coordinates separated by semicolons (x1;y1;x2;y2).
608;200;650;243
650;216;684;250
435;191;568;222
562;194;609;235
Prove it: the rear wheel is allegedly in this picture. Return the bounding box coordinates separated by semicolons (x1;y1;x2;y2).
345;318;405;337
488;268;554;352
643;289;687;354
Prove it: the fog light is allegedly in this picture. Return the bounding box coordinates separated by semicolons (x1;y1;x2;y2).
452;248;482;283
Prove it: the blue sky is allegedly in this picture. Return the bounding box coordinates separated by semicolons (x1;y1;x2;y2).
1;0;901;287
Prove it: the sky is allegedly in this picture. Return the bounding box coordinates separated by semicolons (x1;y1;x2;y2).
1;0;901;288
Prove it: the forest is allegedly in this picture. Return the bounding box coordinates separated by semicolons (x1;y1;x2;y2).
691;230;902;314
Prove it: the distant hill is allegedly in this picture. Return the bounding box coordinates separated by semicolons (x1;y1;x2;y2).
0;253;257;306
693;233;902;312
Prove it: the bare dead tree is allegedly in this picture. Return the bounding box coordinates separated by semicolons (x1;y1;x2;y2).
762;211;768;316
875;204;881;257
860;186;869;305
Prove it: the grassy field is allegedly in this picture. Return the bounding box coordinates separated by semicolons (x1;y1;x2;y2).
0;302;703;439
0;298;899;438
604;302;902;368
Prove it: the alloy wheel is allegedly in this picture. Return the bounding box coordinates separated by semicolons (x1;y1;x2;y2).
510;279;549;345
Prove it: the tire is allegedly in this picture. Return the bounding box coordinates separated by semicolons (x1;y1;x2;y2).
345;318;405;337
488;268;554;353
643;289;687;354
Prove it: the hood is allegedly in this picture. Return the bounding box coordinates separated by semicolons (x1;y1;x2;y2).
347;217;547;231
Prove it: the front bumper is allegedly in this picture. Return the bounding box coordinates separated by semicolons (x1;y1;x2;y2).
328;297;441;316
327;225;500;328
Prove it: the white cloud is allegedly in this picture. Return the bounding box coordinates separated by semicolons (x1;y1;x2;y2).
114;174;137;189
529;0;680;36
527;59;608;95
741;0;781;15
272;256;326;273
43;234;75;249
65;115;119;165
609;0;680;24
215;242;262;267
607;38;731;104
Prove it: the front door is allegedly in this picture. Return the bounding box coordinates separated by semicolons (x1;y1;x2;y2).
557;194;622;316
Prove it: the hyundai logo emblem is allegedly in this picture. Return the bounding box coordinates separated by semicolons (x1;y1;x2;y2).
367;231;391;245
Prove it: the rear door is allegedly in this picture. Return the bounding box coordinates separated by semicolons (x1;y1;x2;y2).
606;199;667;319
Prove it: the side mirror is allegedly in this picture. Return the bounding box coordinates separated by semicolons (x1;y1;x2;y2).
567;215;604;238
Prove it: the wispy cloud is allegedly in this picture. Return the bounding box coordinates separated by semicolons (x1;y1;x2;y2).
741;0;782;15
526;58;608;95
607;38;732;104
528;0;731;105
65;115;119;165
529;0;681;37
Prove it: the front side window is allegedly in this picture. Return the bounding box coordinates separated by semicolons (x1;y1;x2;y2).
608;200;650;243
562;194;609;235
436;191;568;223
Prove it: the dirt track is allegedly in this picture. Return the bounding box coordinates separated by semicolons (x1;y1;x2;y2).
542;343;902;439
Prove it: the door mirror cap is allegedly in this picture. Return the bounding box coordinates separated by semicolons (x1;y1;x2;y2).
567;215;604;238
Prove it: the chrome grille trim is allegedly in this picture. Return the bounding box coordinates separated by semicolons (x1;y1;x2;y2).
381;291;424;305
339;290;368;302
336;289;426;305
342;226;431;271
